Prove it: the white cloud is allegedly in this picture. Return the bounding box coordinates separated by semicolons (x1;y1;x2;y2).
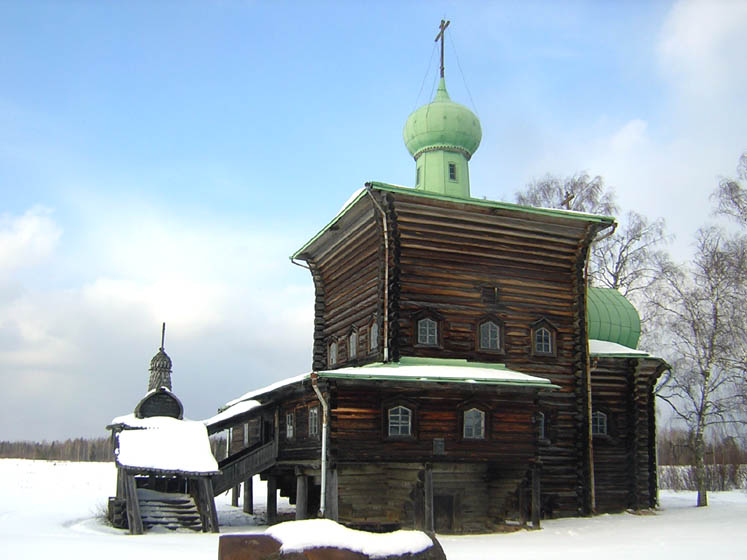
658;0;747;99
0;207;61;271
0;202;315;440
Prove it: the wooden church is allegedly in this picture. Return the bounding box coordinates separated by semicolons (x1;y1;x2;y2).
207;31;668;532
204;25;669;534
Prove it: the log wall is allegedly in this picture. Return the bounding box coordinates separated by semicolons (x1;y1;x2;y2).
307;202;384;371
387;192;595;516
591;357;662;511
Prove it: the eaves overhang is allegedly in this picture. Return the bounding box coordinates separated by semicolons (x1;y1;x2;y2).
291;182;616;261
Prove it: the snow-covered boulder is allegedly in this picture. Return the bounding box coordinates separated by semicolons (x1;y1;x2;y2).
218;519;446;560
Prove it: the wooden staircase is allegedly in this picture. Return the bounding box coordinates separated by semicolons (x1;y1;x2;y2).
213;440;278;496
137;488;203;531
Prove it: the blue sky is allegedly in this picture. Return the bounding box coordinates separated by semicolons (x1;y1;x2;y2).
1;1;745;440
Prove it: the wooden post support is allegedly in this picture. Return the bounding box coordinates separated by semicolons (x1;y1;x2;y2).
519;486;528;527
267;476;278;525
295;472;308;520
424;464;434;534
116;467;126;499
197;477;220;533
123;473;143;535
325;468;339;521
531;463;542;530
243;477;254;514
231;484;240;507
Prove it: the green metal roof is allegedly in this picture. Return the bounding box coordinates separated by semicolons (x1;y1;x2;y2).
291;182;615;260
586;287;641;349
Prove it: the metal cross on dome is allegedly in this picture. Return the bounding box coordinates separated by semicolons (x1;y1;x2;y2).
435;19;451;78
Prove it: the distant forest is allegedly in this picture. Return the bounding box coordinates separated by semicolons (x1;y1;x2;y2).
0;438;113;462
0;435;228;463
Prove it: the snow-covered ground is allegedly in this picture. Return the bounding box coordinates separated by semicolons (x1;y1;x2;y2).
1;459;746;559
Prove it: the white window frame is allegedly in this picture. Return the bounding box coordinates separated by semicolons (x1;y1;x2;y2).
329;341;337;366
417;317;438;346
537;411;546;440
286;411;295;439
591;411;607;436
535;326;553;354
349;331;357;359
308;406;319;437
370;321;378;352
463;408;485;439
388;406;412;437
479;321;500;351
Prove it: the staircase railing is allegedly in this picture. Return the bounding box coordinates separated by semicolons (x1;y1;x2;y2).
212;440;277;495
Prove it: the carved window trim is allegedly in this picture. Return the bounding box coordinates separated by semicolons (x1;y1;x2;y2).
308;405;320;439
348;328;358;361
382;397;419;440
475;315;505;354
591;410;608;436
463;408;486;440
457;400;491;441
531;318;557;357
536;411;546;442
413;309;443;348
328;339;338;367
369;317;379;354
285;410;295;440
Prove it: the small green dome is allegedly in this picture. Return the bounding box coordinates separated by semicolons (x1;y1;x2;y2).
403;78;482;160
587;287;641;349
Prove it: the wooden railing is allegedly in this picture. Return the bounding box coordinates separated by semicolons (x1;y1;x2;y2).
212;440;277;495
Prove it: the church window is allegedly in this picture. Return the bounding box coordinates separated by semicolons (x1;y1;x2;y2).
591;411;607;436
537;412;546;441
535;327;552;354
328;341;337;367
349;331;357;360
531;319;557;357
388;406;412;437
463;408;485;439
286;411;295;440
308;406;319;437
416;166;421;186
479;321;500;351
417;317;438;346
448;162;457;181
370;320;379;352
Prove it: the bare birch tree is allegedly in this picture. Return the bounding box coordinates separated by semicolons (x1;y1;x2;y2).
651;227;747;506
515;174;668;302
714;152;747;227
589;211;668;298
517;173;618;215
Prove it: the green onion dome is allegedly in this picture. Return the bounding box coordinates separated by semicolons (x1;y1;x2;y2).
587;287;641;349
403;78;482;161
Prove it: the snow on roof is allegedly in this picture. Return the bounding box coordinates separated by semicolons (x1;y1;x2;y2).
203;399;262;428
222;357;555;413
111;415;219;475
224;372;309;409
323;357;555;386
265;519;434;558
589;339;650;357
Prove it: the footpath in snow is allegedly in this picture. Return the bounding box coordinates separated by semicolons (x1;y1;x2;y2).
1;459;745;560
